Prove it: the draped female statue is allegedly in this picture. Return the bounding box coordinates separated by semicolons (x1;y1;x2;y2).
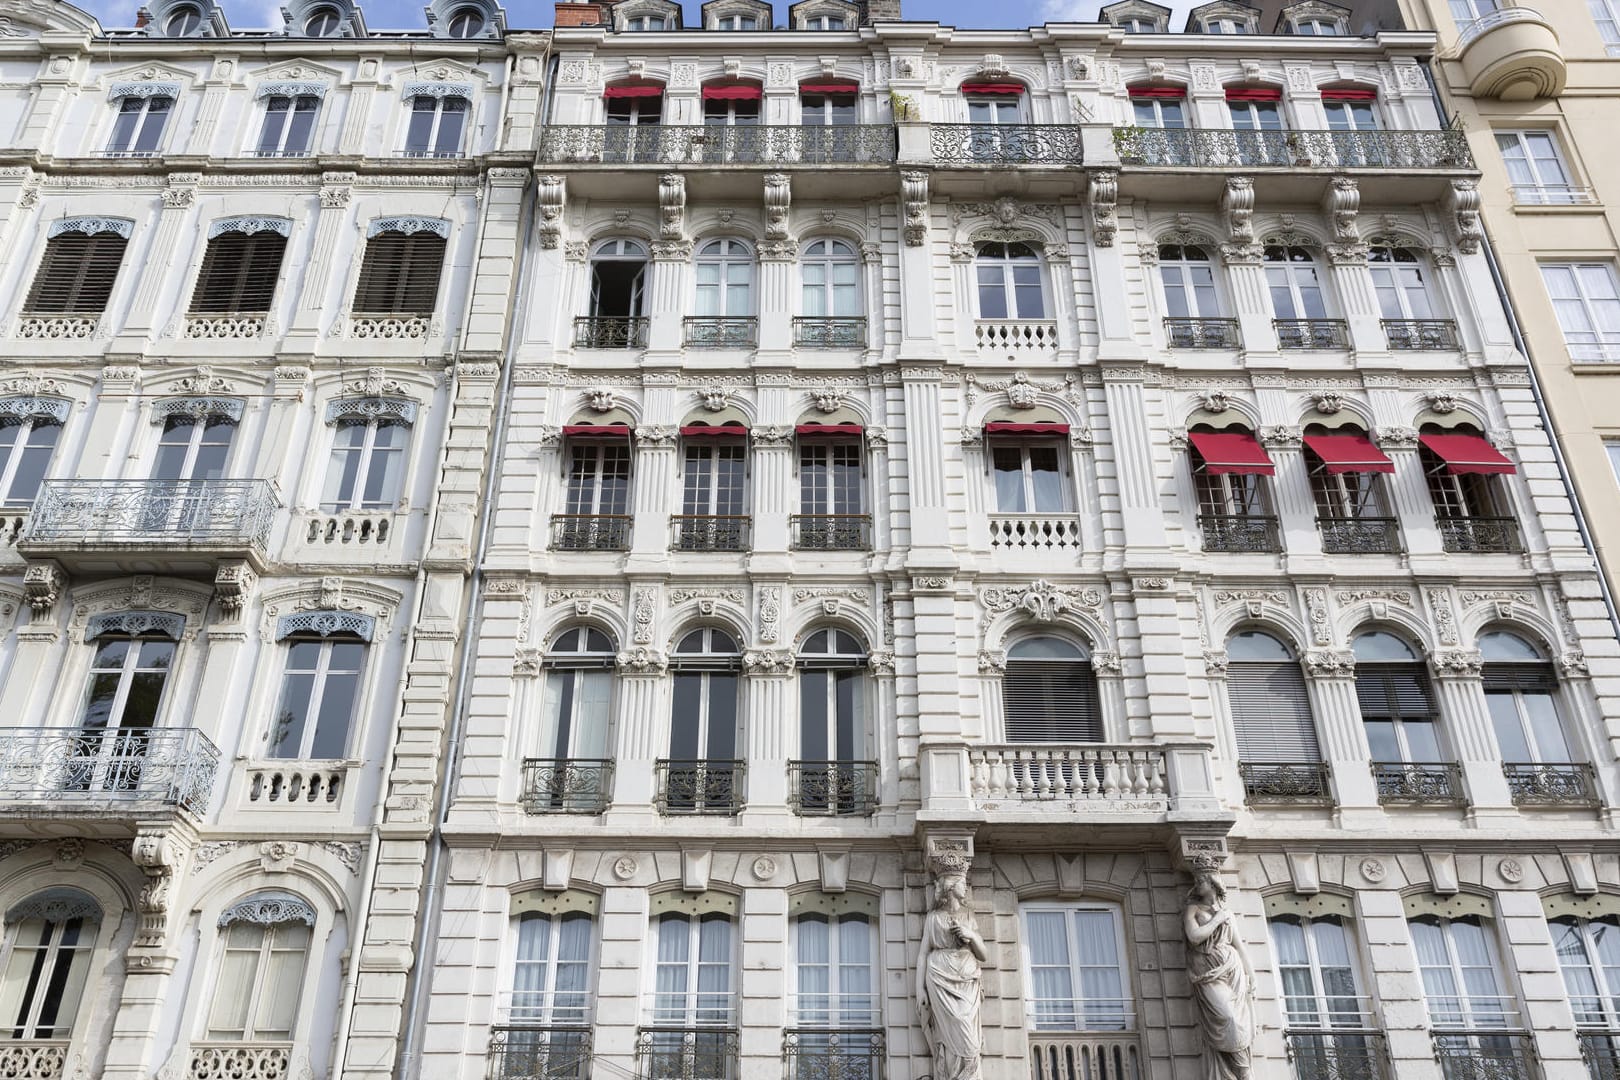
916;860;987;1080
1183;870;1255;1080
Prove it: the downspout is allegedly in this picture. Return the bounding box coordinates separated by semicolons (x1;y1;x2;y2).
1420;61;1620;642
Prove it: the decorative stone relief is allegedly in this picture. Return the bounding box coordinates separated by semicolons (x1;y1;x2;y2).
1446;179;1482;255
1322;176;1360;243
1088;169;1117;247
764;173;790;242
742;649;794;675
902;171;929;246
758;587;781;643
659;173;686;240
918;841;985;1080
979;580;1102;621
1304;650;1356;679
1185;871;1255;1080
1221;176;1255;243
632;589;656;644
616;647;667;674
536;174;564;249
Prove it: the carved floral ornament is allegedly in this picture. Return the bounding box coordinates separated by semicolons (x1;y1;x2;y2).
7;888;102;925
325;395;418;426
256;79;329;100
401;80;475;101
0;395;71;424
980;580;1103;622
275;610;377;642
47;216;133;240
85;610;185;642
218;892;317;928
367;216;450;239
206;216;292;241
108;80;182;101
150;396;245;425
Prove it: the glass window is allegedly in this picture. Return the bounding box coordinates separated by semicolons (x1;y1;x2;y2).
803;14;846;28
668;629;741;811
1294;17;1340;33
303;6;341;34
205;916;312;1041
1226;631;1319;764
695;239;755;317
445;7;485;36
565;441;631;517
1550;916;1620;1029
589;239;648;319
1158;244;1219;318
0;897;100;1039
0;416;61;507
1265;246;1330;320
164;4;202;33
257;94;320;156
715;14;757;28
625;14;667;29
1593;0;1620;53
652;912;734;1024
801;239;860;316
1608;442;1620;488
793;913;877;1027
153;413;235;482
798;629;867;766
511;910;593;1024
1324;100;1379;131
799;441;862;516
71;633;175;793
1203;17;1250;32
1306;430;1391;522
1496;131;1579;204
1410;916;1511;1029
538;627;615;764
1369;247;1436;320
1022;904;1130;1031
976;242;1044;320
1449;0;1499;27
268;634;365;759
1480;632;1571;763
704;96;760;126
403;95;468;157
1541;262;1620;361
681;441;747;516
1190;432;1270;519
1270;915;1367;1029
1228;99;1283;131
1353;633;1442;764
991;442;1067;513
322;418;408;511
107;95;173;156
1131;96;1184;128
1420;427;1510;521
801;92;856;125
966;94;1023;126
1003;637;1101;742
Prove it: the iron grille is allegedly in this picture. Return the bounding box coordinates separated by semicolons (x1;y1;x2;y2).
549;515;632;551
1317;517;1401;554
1165;318;1242;350
574;316;649;349
1372;762;1464;805
670;516;751;552
928;124;1084;165
684;317;758;349
1382;319;1460;351
1114;127;1473;169
785;1030;885;1080
22;479;278;551
1435;516;1520;554
656;760;744;815
1582;1031;1620;1080
539;125;896;165
789;761;879;817
1275;319;1349;350
1199;514;1280;553
1285;1031;1388;1080
1503;762;1599;806
0;726;219;816
1239;762;1332;805
794;317;867;349
791;514;872;551
1432;1033;1535;1080
635;1029;739;1080
520;759;613;814
489;1027;592;1080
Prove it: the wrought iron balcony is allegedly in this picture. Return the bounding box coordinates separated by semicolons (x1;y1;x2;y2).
1285;1030;1389;1080
1200;514;1281;553
656;759;744;816
989;514;1083;551
549;514;631;551
636;1028;739;1080
1382;319;1460;351
794;317;866;349
791;514;872;551
1275;319;1349;350
1581;1031;1620;1080
0;726;218;817
539;125;897;165
1433;1032;1535;1080
1027;1032;1144;1080
21;479;278;565
521;759;613;814
189;1044;291;1080
684;317;758;349
489;1026;592;1080
1114;126;1473;170
969;745;1169;807
1317;517;1401;555
0;1040;67;1080
1372;761;1465;806
1165;317;1241;350
1239;762;1333;805
789;760;878;817
670;515;751;553
786;1030;884;1080
929;124;1084;166
1504;762;1599;807
1435;516;1520;555
574;316;649;349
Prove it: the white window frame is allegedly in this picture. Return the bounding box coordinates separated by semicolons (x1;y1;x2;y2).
1409;916;1514;1030
444;7;486;36
1549;916;1620;1029
1019;902;1133;1033
989;441;1071;514
564;441;632;516
164;4;203;33
965;94;1024;126
153;413;236;481
1292;16;1341;34
1496;130;1582;205
508;910;596;1026
790;912;879;1028
976;243;1047;321
1593;0;1620;54
1158;245;1221;319
694;239;755;317
1131;96;1186;129
322;417;410;511
106;95;175;157
803;14;846;28
303;6;342;34
268;634;366;760
1265;247;1332;320
1323;100;1380;132
1607;442;1620;488
1269;914;1370;1029
0;903;100;1039
81;633;176;735
625;14;667;28
1541;262;1620;362
649;911;737;1026
203;916;313;1041
1449;0;1499;31
1368;247;1438;320
800;239;861;317
402;94;469;158
714;13;757;28
1202;17;1252;32
796;629;869;764
0;415;62;507
256;94;320;157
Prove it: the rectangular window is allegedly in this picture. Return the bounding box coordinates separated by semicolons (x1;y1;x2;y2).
652;913;734;1025
1022;905;1129;1032
1608;442;1620;488
353;232;447;316
793;914;877;1028
268;636;365;759
991;443;1067;513
566;443;632;516
322;420;409;511
0;912;98;1039
257;94;320;156
1541;262;1620;361
1591;0;1620;54
190;231;288;314
1496;131;1582;204
23;232;128;315
799;442;862;515
107;95;172;156
0;418;61;507
403;95;468;157
205;921;311;1041
512;911;593;1025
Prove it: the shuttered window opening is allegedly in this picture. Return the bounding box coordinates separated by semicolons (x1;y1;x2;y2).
1003;660;1103;742
23;233;129;314
1227;661;1320;762
1481;662;1558;694
189;233;288;313
1353;663;1437;720
352;232;446;315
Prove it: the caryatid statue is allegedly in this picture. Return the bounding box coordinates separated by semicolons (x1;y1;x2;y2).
1183;867;1256;1080
916;849;988;1080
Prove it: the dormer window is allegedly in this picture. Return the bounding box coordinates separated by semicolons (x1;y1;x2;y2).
164;4;203;34
303;6;341;34
1202;17;1250;32
1189;1;1261;34
804;14;844;27
626;14;667;28
716;13;757;27
1279;0;1350;34
445;7;484;35
1101;0;1171;32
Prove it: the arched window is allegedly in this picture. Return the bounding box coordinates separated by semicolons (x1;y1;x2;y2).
0;410;62;507
793;911;878;1028
581;239;649;348
164;4;203;34
665;629;743;813
1353;632;1446;793
445;7;485;36
1409;915;1514;1044
0;889;102;1040
1368;246;1438;320
1158;244;1220;319
976;242;1045;320
534;628;616;808
694;239;755;318
303;6;341;34
206;894;315;1043
270;629;366;760
257;94;320;157
1022;903;1130;1031
795;630;871;815
1226;631;1322;800
1270;913;1376;1067
1480;631;1575;769
1003;636;1101;742
1265;246;1329;320
154;408;235;482
1548;915;1620;1032
1304;425;1397;553
1419;425;1519;553
801;239;861;317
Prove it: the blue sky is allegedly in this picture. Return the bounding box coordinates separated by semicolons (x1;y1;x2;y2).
73;0;1198;32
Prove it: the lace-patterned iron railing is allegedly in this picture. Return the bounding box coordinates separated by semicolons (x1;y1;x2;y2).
929;124;1084;165
1581;1031;1620;1080
1114;127;1473;170
489;1026;592;1080
23;479;278;551
1200;514;1280;553
17;314;100;339
788;760;878;817
0;1041;67;1080
670;515;751;552
656;759;744;815
187;1044;292;1080
1382;319;1460;350
540;125;897;165
1503;762;1599;806
1239;762;1333;805
0;726;219;815
784;1030;884;1080
635;1028;740;1080
549;514;632;552
684;317;758;349
1284;1030;1389;1080
1372;761;1465;805
1317;517;1401;555
1165;318;1241;350
522;759;613;814
794;317;866;349
1431;1032;1535;1080
1275;319;1349;350
1435;516;1520;555
348;314;433;339
185;314;267;339
790;514;872;551
574;316;649;349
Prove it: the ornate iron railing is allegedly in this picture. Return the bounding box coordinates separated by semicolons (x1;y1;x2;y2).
1317;517;1401;555
969;745;1170;806
791;514;872;551
549;514;632;551
489;1026;592;1080
539;125;897;165
1285;1031;1389;1080
785;1030;885;1080
575;316;649;349
1432;1032;1535;1080
1504;762;1599;807
794;317;866;349
1165;317;1242;350
1382;319;1460;350
1240;762;1333;805
188;1043;292;1080
684;317;758;349
0;1041;67;1080
670;515;751;552
656;759;744;815
1435;516;1520;555
1027;1032;1144;1080
1372;761;1465;805
0;726;218;815
521;759;613;814
789;760;879;817
1275;319;1350;350
22;479;277;552
635;1028;739;1080
1581;1031;1620;1080
1200;514;1280;553
989;515;1083;551
1114;126;1473;170
930;124;1084;165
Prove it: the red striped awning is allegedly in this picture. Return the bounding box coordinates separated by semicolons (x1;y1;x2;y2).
680;424;748;437
961;82;1024;94
1225;86;1283;102
799;82;859;94
1128;85;1186;98
985;422;1070;437
796;423;864;436
1419;432;1515;475
1188;430;1274;476
603;84;663;98
562;424;632;438
1321;87;1378;101
702;84;762;101
1303;432;1394;474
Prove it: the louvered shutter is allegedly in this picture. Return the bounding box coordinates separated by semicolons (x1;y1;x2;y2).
352;232;447;315
1004;660;1103;742
190;233;288;313
1354;663;1437;720
23;233;129;314
1481;663;1557;693
1227;661;1320;762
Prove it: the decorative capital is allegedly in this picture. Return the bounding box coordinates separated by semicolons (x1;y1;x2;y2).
742;648;795;675
1303;649;1356;679
1432;650;1484;678
977;649;1007;674
616;647;668;675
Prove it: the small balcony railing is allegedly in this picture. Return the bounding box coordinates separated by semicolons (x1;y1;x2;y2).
929;124;1084;166
574;316;649;349
21;479;277;555
989;514;1083;551
188;1043;292;1080
1165;317;1241;350
549;514;631;551
791;514;872;551
1027;1031;1144;1080
1372;761;1465;805
976;320;1061;353
785;1030;884;1080
0;1040;67;1080
1581;1031;1620;1080
489;1026;592;1080
1317;517;1401;555
540;125;897;166
1200;514;1280;553
1285;1030;1389;1080
1504;762;1599;807
684;317;758;349
1239;762;1332;806
670;515;751;552
521;759;613;814
789;760;879;817
1114;127;1473;170
184;312;267;340
0;726;218;816
17;312;101;339
1435;516;1520;554
636;1029;739;1080
1382;319;1460;351
1433;1031;1535;1080
794;317;866;349
969;745;1169;806
656;759;744;816
1275;319;1349;350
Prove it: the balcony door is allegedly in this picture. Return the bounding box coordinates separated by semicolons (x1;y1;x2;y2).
70;633;175;791
680;441;746;549
667;629;741;811
797;630;868;813
148;411;237;533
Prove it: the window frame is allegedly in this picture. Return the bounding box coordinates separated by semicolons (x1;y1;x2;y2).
0;900;101;1040
1550;915;1620;1029
797;629;869;764
668;627;742;764
564;440;633;517
1001;635;1103;744
989;439;1071;514
539;627;617;762
965;93;1025;126
1541;261;1620;362
22;229;129;316
649;910;737;1026
1019;902;1133;1033
256;94;321;157
1593;0;1620;54
975;242;1047;321
202;914;313;1042
79;632;176;736
1157;244;1221;319
800;238;861;317
790;911;879;1028
1269;913;1370;1029
1130;95;1186;129
189;230;289;315
402;94;470;158
0;414;62;508
694;239;756;318
321;416;410;512
1368;246;1438;321
1264;245;1331;320
508;909;596;1026
1409;914;1514;1030
153;412;236;482
352;229;448;317
107;94;175;157
267;632;368;761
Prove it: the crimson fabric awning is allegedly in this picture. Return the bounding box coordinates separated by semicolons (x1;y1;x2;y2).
1128;85;1186;98
702;84;762;100
985;422;1070;437
796;423;864;436
1321;88;1378;101
1188;431;1275;476
1303;432;1395;474
799;82;859;94
1225;86;1283;101
603;84;664;98
1419;432;1516;475
680;424;748;437
562;425;632;438
961;82;1024;94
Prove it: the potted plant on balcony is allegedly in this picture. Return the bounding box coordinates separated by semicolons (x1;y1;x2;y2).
889;90;918;121
1112;124;1146;163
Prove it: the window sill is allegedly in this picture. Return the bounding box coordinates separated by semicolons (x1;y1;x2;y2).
1509;200;1605;215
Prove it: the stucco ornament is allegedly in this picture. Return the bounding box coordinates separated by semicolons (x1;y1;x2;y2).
1184;871;1255;1080
917;852;986;1080
584;387;618;413
1005;372;1039;409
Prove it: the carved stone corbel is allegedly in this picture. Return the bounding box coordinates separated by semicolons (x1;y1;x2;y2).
1322;176;1359;244
23;561;65;616
764;173;791;243
1221;176;1255;244
213;560;258;619
659;173;686;241
902;171;929;246
537;174;565;250
132;829;189;948
1088;169;1118;247
1446;179;1482;255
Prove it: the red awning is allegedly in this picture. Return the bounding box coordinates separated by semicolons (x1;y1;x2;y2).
1128;85;1186;98
1303;432;1394;474
562;424;632;438
680;424;748;438
1321;87;1378;101
603;84;664;98
1419;433;1516;475
985;422;1070;437
702;84;762;101
1188;431;1275;476
1225;86;1283;101
799;82;859;94
961;82;1025;95
796;423;864;437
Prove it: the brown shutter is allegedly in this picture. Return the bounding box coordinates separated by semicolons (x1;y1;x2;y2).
189;232;288;313
23;233;129;314
352;232;447;315
1004;660;1103;742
